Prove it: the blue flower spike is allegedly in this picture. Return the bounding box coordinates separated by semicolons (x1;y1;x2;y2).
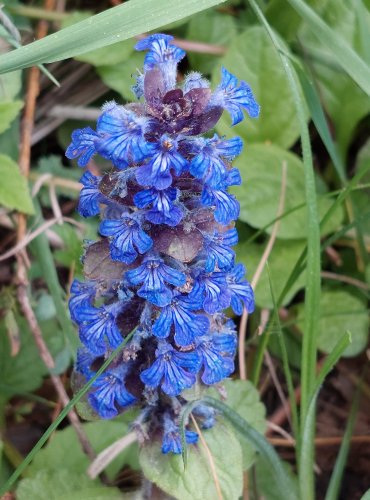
66;32;259;453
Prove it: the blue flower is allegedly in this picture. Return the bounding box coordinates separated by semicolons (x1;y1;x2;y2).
134;186;183;227
203;228;238;272
69;279;96;323
161;414;198;454
211;67;260;125
99;213;153;264
196;334;235;385
201;185;240;225
140;342;200;396
126;255;186;307
191;270;231;314
78;171;102;217
193;404;216;429
89;364;136;419
135;34;185;90
226;263;255;315
65;127;100;167
75;347;98;379
135;135;187;189
152;291;209;346
96;102;152;168
189;135;243;188
76;303;123;355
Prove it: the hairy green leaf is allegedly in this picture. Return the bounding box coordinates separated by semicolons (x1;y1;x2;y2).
140;423;243;500
214;26;301;148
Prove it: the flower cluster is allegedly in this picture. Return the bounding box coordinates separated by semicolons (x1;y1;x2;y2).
67;34;258;454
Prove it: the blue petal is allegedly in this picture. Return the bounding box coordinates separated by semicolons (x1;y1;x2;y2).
78;171;102;217
66;127;99;167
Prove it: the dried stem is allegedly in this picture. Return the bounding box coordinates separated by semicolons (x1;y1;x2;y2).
190;414;223;500
238;161;288;380
14;0;95;464
268;435;370;447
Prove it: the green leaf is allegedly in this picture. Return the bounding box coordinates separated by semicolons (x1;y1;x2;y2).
0;312;64;399
0;101;23;133
186;10;237;74
208;379;266;469
213;26;301;149
295;289;369;357
232;143;343;239
299;0;370;155
361;490;370;500
140;423;243;500
97;52;144;101
28;421;139;480
0;71;22;100
252;455;299;500
236;238;306;308
0;154;34;214
203;396;296;500
17;470;123;500
0;0;227;73
286;0;370;97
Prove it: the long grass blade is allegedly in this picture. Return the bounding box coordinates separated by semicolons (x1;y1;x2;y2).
325;371;362;500
285;0;370;96
0;329;136;495
0;0;226;73
299;332;351;500
29;199;77;354
203;396;296;500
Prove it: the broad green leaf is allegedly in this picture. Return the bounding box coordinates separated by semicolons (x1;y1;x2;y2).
28;421;139;479
361;490;370;500
287;0;370;97
213;26;300;149
299;0;370;155
0;71;22;100
0;154;34;214
140;423;243;500
17;470;123;500
296;289;369;357
0;313;64;399
186;10;237;74
232;143;343;239
0;0;227;73
97;52;144;101
236;238;306;309
240;144;345;235
208;379;266;469
0;101;23;134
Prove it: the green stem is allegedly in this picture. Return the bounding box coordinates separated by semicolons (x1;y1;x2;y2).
6;5;69;22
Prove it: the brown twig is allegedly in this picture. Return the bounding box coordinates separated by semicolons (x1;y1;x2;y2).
268;435;370;447
238;162;288;380
190;415;223;500
14;0;96;463
321;270;370;291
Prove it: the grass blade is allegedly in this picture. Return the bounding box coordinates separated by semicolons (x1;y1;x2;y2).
299;332;351;500
325;372;362;500
203;396;296;500
0;329;136;495
285;0;370;96
29;199;77;354
0;0;226;73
